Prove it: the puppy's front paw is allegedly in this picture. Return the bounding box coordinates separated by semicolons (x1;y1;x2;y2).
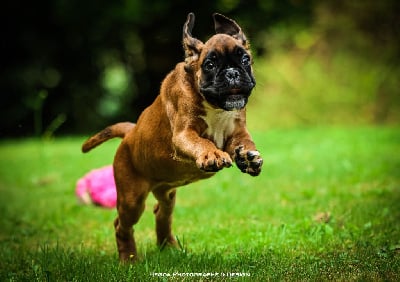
196;150;232;172
235;145;263;176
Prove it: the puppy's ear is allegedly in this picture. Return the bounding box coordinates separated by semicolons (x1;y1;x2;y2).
183;13;204;69
213;13;249;49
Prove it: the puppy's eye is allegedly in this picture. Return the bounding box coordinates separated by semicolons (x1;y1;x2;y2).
241;55;251;67
204;60;215;71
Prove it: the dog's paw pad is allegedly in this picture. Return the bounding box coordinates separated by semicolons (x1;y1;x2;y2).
234;145;263;176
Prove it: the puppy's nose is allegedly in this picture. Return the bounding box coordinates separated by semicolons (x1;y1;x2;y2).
225;68;240;81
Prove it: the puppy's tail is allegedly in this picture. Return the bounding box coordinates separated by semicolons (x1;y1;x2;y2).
82;122;136;153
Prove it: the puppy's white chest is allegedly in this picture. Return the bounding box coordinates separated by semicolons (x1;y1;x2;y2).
201;105;238;149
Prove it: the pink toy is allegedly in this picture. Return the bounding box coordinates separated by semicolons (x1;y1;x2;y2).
76;165;116;208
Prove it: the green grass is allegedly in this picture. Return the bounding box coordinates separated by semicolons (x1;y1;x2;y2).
0;127;399;281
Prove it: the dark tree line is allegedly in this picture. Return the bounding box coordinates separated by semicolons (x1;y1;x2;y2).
0;0;398;137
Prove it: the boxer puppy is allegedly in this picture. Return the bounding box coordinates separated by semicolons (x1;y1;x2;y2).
82;12;263;262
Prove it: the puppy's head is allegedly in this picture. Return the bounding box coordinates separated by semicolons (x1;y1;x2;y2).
183;13;256;111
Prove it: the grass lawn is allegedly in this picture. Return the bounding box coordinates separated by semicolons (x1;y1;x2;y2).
0;126;399;281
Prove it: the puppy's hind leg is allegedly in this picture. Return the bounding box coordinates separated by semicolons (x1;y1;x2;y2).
113;145;149;262
153;188;178;248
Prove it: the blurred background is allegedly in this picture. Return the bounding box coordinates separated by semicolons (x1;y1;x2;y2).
1;0;399;137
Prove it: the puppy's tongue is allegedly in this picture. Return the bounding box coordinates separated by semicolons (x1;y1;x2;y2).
230;88;242;94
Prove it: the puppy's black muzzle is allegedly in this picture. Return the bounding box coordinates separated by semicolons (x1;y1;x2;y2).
200;66;255;111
